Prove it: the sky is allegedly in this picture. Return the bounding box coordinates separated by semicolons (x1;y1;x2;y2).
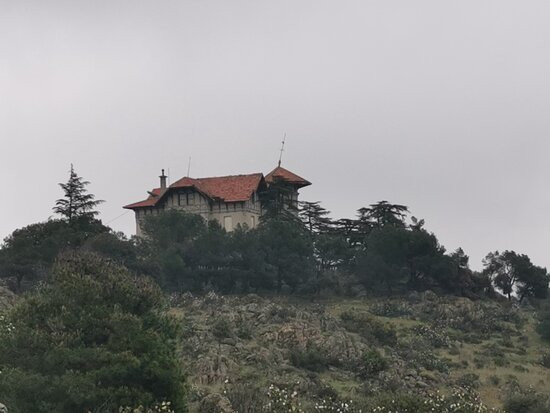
1;0;549;270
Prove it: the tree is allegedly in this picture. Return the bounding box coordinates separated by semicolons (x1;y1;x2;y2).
53;164;103;223
141;210;207;290
257;216;315;293
483;251;549;302
362;201;409;228
355;226;410;294
0;218;108;290
298;201;332;234
0;252;187;413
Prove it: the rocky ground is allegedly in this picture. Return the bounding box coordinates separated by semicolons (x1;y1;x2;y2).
171;292;550;412
0;286;15;313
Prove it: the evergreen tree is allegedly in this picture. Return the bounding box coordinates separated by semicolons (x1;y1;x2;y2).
298;201;332;233
53;164;103;222
0;252;187;412
362;201;409;228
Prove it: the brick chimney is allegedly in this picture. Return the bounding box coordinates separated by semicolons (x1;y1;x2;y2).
159;169;167;189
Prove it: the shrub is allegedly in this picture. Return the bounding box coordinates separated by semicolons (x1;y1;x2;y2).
456;373;480;389
369;301;411;318
360;349;388;377
369;387;494;413
289;345;331;372
504;391;550;413
340;311;397;346
414;325;451;348
540;352;550;369
0;252;187;413
224;383;266;412
235;320;253;340
212;317;233;340
488;375;501;385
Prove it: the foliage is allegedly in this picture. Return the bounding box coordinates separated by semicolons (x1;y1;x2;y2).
369;388;498;412
504;389;550;413
53;164;103;222
483;251;549;302
257;216;315;293
360;349;388;376
0;252;187;413
289;345;332;372
340;311;397;346
0;218;109;290
212;317;233;340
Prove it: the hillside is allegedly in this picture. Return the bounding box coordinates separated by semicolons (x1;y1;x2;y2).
173;292;550;412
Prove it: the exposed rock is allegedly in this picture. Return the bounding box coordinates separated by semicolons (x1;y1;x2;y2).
0;402;7;413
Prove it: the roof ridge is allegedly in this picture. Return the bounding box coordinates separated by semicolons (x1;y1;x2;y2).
195;172;263;180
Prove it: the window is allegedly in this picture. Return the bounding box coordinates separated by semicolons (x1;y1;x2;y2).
224;216;233;232
251;215;256;228
178;193;185;206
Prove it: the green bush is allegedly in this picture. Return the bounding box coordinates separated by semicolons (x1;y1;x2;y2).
340;311;397;346
456;373;480;389
504;391;550;413
537;313;550;342
0;252;187;413
360;349;388;377
414;325;451;348
212;317;233;340
289;345;331;372
540;352;550;369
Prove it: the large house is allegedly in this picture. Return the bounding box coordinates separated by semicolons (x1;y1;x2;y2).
124;166;311;236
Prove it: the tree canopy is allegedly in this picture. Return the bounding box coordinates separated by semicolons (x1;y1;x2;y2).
0;252;187;413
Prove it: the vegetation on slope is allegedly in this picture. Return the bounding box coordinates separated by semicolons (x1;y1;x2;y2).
173;293;550;412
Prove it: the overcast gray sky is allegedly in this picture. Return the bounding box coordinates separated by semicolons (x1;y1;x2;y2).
1;0;549;270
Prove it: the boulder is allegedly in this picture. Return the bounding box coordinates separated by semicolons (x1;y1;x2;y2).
0;402;7;413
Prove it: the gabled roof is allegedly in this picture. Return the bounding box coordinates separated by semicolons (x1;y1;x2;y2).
123;188;164;209
171;173;264;202
124;173;265;209
265;166;311;188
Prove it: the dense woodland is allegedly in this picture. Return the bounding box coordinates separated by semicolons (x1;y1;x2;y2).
0;167;549;412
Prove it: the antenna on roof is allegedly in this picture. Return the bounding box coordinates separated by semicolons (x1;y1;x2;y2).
187;157;192;177
278;133;286;167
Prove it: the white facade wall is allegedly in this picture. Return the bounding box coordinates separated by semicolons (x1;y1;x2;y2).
134;189;262;236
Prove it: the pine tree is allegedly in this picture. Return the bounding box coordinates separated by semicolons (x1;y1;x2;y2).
298;201;332;233
53;164;103;222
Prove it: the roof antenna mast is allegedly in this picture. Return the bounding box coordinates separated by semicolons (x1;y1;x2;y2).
187;156;192;177
278;133;286;167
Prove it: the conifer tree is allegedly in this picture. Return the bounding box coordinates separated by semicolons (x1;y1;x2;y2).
299;201;332;233
53;164;103;222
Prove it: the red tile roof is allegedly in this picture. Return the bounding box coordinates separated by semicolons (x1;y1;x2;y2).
124;173;265;209
124;167;310;210
265;166;311;188
123;188;164;209
171;173;264;202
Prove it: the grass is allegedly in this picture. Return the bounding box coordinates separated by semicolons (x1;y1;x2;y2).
174;294;550;411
